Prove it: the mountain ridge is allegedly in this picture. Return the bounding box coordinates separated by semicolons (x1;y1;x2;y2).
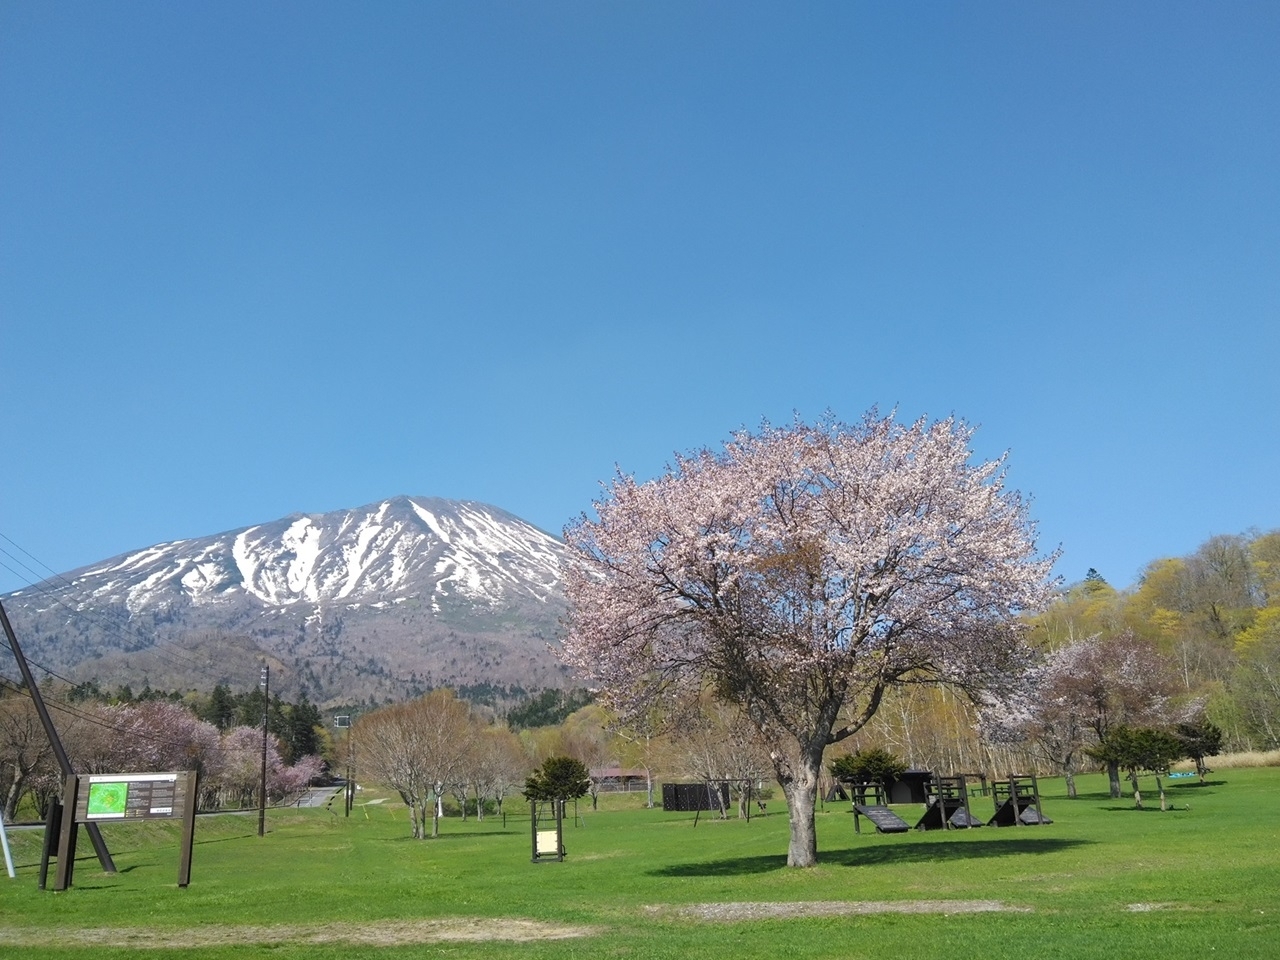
1;496;573;707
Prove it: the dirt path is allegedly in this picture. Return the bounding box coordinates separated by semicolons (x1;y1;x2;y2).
0;900;1033;948
0;918;598;948
652;899;1032;920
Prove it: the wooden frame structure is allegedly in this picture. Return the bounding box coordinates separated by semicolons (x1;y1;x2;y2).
988;773;1052;826
914;773;983;830
530;799;565;863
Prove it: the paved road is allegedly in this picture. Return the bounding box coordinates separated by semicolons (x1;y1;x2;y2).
292;786;344;808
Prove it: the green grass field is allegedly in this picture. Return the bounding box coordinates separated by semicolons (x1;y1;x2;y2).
2;770;1278;959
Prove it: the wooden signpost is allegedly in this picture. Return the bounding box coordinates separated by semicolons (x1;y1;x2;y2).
51;770;199;890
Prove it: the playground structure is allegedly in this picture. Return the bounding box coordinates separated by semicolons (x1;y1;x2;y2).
987;774;1052;826
844;771;1051;836
913;774;983;830
847;781;911;834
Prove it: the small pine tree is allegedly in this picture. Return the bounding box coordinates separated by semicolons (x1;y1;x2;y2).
1089;726;1184;810
1082;568;1110;594
522;756;590;802
1174;720;1223;783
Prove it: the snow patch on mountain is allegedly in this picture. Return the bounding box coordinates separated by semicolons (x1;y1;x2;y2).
35;496;565;617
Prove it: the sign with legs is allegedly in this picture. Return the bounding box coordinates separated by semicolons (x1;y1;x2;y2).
51;770;199;890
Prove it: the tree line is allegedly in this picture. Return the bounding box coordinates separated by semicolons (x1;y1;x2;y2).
4;525;1273;846
0;680;325;821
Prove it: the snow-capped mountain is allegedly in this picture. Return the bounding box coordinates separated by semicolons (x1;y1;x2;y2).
2;497;572;707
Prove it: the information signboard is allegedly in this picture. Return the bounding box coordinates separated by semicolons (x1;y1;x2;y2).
79;772;184;821
54;770;199;891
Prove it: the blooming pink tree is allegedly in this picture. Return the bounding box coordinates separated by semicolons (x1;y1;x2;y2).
990;631;1184;798
562;412;1056;867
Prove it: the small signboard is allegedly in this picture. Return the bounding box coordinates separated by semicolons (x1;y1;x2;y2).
53;770;199;891
530;800;565;863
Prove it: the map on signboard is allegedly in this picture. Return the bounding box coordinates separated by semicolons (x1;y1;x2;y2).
87;781;129;817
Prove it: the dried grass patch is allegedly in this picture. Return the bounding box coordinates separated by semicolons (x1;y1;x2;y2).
0;918;598;949
649;900;1032;921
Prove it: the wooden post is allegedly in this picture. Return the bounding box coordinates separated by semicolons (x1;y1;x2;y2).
37;798;60;890
258;664;269;837
177;770;199;887
53;775;80;891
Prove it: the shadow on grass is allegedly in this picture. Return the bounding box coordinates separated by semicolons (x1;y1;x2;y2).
194;831;258;845
650;835;1093;876
370;830;516;842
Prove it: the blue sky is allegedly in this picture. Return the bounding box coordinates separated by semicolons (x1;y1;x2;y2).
1;1;1277;595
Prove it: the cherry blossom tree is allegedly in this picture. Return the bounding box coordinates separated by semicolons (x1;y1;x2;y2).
561;412;1055;866
1;697;57;822
987;631;1186;798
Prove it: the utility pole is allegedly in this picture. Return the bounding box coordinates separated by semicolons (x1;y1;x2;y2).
334;715;354;816
0;600;116;873
258;663;269;837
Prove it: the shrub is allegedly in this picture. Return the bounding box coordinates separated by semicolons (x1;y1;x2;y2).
830;747;908;785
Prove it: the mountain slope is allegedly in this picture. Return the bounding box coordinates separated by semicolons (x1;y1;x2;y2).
1;497;572;707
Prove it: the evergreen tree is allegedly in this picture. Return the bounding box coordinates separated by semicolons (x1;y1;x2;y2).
522;756;591;802
202;683;238;731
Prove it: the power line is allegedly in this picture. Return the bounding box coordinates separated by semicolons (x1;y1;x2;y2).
0;548;211;674
0;672;245;753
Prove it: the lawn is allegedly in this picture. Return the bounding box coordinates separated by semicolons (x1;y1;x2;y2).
1;769;1277;959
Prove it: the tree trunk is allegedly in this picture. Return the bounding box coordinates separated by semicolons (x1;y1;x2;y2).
412;800;425;839
775;749;822;867
1128;770;1142;809
1108;761;1122;799
1065;772;1077;800
3;777;21;824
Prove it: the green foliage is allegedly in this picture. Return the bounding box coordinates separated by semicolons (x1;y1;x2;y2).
830;746;908;784
201;682;238;730
506;687;594;729
522;754;591;801
280;694;322;763
1089;726;1185;774
1175;719;1224;768
1089;726;1187;807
